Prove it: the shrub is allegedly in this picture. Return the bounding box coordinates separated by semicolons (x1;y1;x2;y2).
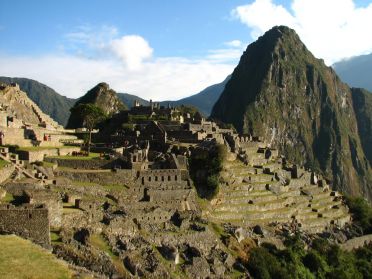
345;196;372;234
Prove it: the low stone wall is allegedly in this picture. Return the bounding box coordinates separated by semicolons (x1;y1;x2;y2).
17;147;80;163
45;157;124;169
0;204;50;248
54;169;134;186
149;189;193;201
0;163;15;184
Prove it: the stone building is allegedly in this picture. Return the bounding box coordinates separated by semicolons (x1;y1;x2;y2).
0;203;50;248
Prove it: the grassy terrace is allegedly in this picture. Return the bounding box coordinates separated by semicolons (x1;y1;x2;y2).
89;234;127;277
47;152;100;160
0;235;73;279
0;158;8;169
71;180;125;191
17;145;78;151
1;193;14;203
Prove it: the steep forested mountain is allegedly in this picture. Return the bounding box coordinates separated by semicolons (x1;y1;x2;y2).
211;26;372;200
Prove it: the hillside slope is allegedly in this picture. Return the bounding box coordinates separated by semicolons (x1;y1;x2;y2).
333;53;372;92
160;75;230;116
351;88;372;166
211;26;372;200
66;82;127;129
0;77;75;126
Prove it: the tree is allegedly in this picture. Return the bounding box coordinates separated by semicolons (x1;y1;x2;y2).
70;104;106;155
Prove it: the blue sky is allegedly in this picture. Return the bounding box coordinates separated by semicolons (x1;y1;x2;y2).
1;0;372;100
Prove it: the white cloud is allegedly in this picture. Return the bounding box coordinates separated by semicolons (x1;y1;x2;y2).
0;54;233;101
224;40;243;47
232;0;372;64
110;35;153;70
0;24;238;101
207;48;244;63
64;24;118;54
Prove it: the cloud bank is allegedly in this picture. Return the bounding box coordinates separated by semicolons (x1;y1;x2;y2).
233;0;372;64
0;51;234;101
0;24;237;100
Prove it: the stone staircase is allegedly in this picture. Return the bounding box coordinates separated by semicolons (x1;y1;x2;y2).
0;84;63;130
0;147;52;184
208;150;351;234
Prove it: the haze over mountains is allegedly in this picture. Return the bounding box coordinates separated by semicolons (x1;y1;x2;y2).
333;53;372;92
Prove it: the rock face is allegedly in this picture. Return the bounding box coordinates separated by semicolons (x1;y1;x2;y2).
351;88;372;166
211;26;372;200
66;82;127;129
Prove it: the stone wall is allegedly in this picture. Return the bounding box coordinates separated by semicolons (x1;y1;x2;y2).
341;234;372;251
0;204;50;248
139;169;185;186
0;127;32;146
17;146;80;162
0;163;14;184
45;157;125;169
54;169;134;186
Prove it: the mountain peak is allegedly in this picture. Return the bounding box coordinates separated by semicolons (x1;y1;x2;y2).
211;26;372;200
66;82;127;129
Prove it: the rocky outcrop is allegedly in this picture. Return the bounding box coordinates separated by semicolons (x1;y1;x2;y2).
211;26;372;200
66;82;127;129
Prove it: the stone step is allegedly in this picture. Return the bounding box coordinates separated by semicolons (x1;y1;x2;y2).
295;211;321;220
310;196;337;208
313;200;343;212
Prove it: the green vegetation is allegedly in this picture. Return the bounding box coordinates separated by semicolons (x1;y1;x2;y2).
2;193;14;203
0;235;73;279
18;146;76;151
247;236;372;279
69;104;107;154
50;230;62;244
0;158;8;169
345;196;372;234
211;25;372;200
89;234;127;276
351;88;372;166
48;152;100;160
189;144;226;199
89;234;115;258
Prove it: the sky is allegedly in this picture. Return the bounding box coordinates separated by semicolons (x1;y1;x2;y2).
1;0;372;100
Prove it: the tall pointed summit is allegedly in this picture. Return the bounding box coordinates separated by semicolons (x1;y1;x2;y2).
66;82;127;129
211;26;372;200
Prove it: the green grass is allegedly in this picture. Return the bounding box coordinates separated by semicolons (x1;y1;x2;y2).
41;161;56;168
0;159;8;169
50;231;62;244
103;183;127;191
1;193;14;203
89;234;127;276
47;152;101;160
71;181;98;187
18;146;77;151
89;234;115;257
0;235;73;279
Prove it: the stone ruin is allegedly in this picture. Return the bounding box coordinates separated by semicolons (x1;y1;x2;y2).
209;136;351;234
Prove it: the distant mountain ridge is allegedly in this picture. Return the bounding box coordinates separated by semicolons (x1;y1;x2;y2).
157;75;230;116
211;25;372;200
333;53;372;92
0;75;228;127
